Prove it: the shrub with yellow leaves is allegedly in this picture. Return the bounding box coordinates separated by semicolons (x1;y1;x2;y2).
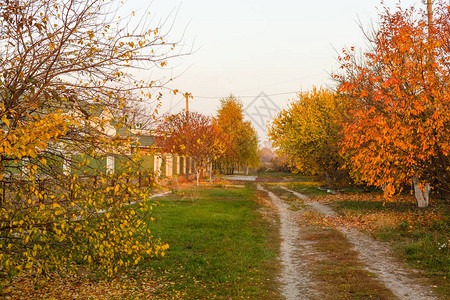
0;0;183;278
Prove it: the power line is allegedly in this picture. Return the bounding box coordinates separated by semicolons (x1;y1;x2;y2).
161;98;184;116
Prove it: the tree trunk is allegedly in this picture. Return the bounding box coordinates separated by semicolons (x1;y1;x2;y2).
246;166;249;175
196;170;200;186
210;162;213;183
413;177;430;208
324;171;332;188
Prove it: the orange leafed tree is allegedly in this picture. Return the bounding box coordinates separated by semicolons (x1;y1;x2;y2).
336;1;450;207
214;96;259;174
156;111;226;185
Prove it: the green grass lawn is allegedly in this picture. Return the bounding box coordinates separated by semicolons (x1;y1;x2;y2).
141;186;281;299
285;181;329;198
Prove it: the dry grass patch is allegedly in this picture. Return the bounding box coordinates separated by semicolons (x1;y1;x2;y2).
304;229;396;299
1;270;170;300
255;190;280;226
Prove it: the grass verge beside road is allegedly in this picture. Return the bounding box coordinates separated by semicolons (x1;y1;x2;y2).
326;195;450;298
144;185;281;298
305;228;395;299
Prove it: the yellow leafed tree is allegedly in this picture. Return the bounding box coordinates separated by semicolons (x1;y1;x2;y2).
0;0;181;277
268;87;349;187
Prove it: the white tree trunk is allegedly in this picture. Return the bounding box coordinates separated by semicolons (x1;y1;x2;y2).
61;150;71;176
106;155;115;175
413;177;430;208
196;169;200;186
246;166;249;175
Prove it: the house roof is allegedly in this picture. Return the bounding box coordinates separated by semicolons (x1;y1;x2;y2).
56;101;156;147
116;127;156;147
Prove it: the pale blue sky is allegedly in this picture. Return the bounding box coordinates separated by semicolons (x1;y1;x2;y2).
127;0;422;141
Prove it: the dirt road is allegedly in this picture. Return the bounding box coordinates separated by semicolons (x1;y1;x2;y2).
257;184;317;299
258;183;437;300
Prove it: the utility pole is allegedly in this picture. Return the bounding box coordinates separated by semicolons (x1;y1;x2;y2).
427;0;433;39
183;92;191;123
425;0;434;68
183;92;192;175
